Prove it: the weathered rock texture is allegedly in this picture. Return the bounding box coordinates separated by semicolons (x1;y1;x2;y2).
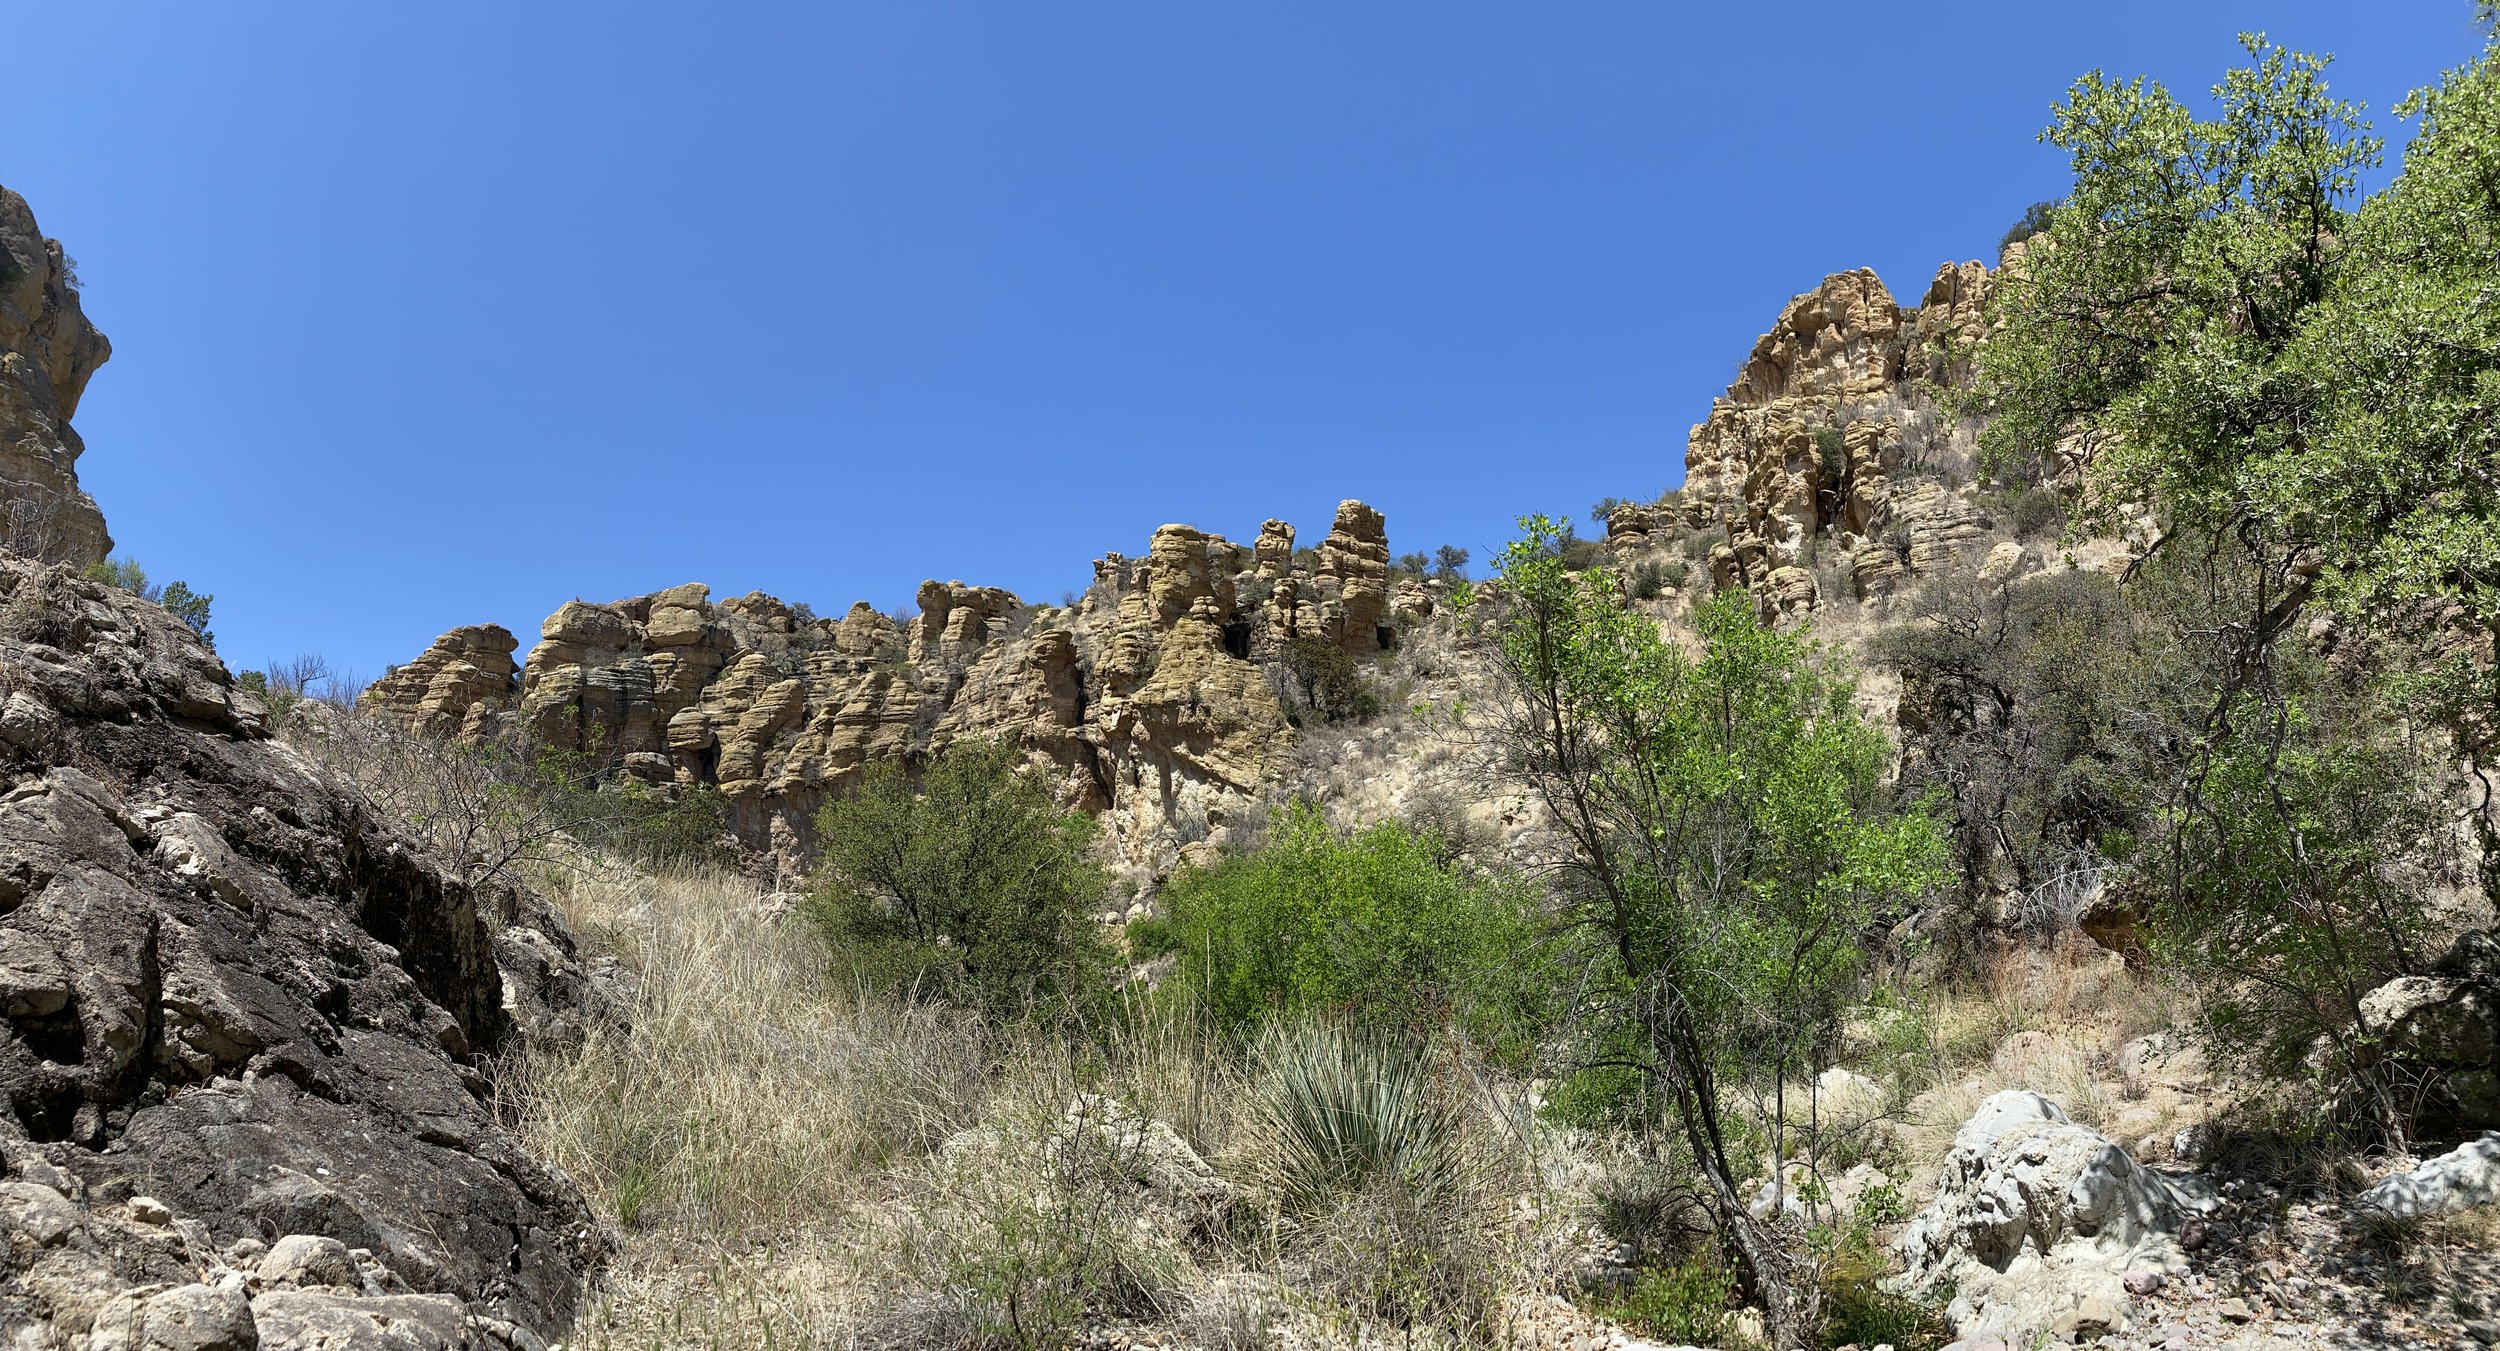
0;186;112;568
1893;1090;2215;1344
353;624;519;741
1610;261;2009;619
2349;929;2500;1136
0;556;601;1342
367;500;1416;870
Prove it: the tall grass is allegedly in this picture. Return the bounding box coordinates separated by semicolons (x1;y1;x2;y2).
513;863;992;1241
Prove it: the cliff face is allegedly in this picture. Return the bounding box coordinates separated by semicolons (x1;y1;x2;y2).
0;187;112;568
1613;260;2005;619
0;559;603;1341
365;499;1432;871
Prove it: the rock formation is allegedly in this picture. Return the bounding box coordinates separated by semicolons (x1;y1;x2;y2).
366;500;1409;871
1893;1090;2216;1344
0;555;601;1342
2348;929;2500;1135
353;623;519;741
1611;261;2009;620
2355;1132;2500;1219
0;187;112;568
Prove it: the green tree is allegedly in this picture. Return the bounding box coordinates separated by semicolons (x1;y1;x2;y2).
1967;27;2490;1137
1874;569;2171;930
1276;633;1379;723
1996;199;2056;256
1146;802;1552;1058
1433;544;1470;582
1472;517;1945;1348
807;739;1114;1017
83;554;213;643
158;581;213;641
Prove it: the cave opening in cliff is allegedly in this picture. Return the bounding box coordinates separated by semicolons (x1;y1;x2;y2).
1220;621;1251;660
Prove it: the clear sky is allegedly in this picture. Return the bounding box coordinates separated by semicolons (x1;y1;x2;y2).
6;3;2488;683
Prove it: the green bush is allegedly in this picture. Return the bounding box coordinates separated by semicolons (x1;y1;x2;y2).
1155;802;1549;1056
576;779;733;872
2005;485;2065;538
807;739;1115;1018
1558;533;1607;571
1997;199;2056;256
1816;1237;1946;1350
1589;1253;1737;1346
1627;558;1687;601
1814;425;1848;484
1275;633;1380;724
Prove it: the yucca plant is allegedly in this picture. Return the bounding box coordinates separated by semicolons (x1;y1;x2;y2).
1233;1019;1482;1221
1232;1019;1527;1339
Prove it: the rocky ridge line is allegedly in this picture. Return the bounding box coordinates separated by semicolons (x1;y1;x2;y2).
366;500;1440;872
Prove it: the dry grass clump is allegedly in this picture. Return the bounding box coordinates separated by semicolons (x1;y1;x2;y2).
518;861;1560;1349
511;862;993;1345
1893;936;2199;1180
515;862;991;1240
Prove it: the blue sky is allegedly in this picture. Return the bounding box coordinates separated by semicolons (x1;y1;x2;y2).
6;4;2487;683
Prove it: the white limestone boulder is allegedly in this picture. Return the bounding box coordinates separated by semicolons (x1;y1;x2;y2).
1893;1090;2215;1342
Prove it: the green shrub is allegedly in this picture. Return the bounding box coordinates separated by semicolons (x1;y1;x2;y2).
575;779;733;872
1276;633;1380;724
1157;802;1549;1056
807;739;1115;1018
1558;533;1607;571
1814;425;1848;484
1589;1253;1737;1346
1998;199;2056;256
2006;485;2065;538
1628;558;1688;601
1817;1237;1946;1349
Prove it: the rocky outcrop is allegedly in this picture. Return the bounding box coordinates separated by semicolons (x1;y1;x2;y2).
359;625;520;740
2349;930;2500;1135
0;556;602;1341
370;501;1402;871
1620;260;2009;621
0;186;112;568
1893;1090;2215;1344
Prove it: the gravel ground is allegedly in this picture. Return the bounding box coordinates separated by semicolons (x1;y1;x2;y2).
2026;1174;2500;1351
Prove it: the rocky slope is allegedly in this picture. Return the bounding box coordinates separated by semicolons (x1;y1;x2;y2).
366;500;1447;873
0;554;605;1346
0;187;112;569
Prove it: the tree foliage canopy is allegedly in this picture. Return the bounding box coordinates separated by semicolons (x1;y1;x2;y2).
809;739;1114;1017
1474;517;1945;1345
